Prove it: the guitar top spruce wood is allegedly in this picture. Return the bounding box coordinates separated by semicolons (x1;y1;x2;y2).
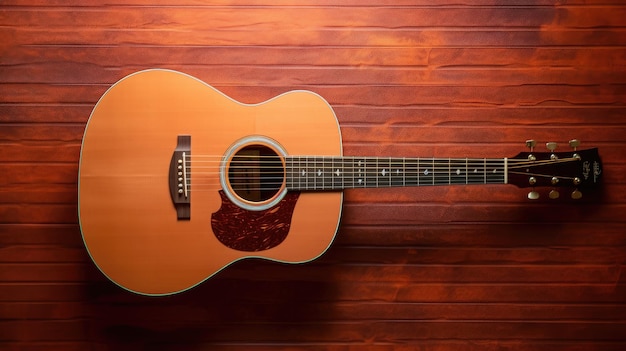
78;69;603;296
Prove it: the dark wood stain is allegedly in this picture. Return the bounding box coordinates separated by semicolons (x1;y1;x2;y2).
1;1;625;350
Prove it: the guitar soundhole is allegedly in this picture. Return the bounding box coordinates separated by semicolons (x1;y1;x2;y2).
228;145;285;203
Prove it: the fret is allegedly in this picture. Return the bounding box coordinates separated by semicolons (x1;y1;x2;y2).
285;157;297;189
354;158;365;188
419;158;434;185
486;159;505;184
295;156;301;190
433;158;450;185
316;157;322;188
378;157;391;188
314;157;321;189
450;158;468;185
298;157;309;190
349;157;357;189
285;156;506;191
480;158;488;184
294;156;300;190
311;156;317;189
365;158;377;188
390;157;405;187
467;158;485;184
343;157;353;189
307;156;316;190
314;157;321;188
329;157;336;190
329;157;337;188
337;157;345;189
303;156;309;189
405;158;419;186
322;157;332;190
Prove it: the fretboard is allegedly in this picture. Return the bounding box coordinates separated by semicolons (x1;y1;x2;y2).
285;156;508;191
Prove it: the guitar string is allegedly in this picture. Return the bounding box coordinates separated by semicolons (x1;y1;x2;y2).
186;155;552;162
179;163;574;182
183;168;558;189
172;157;579;191
180;170;565;191
183;179;510;191
177;157;578;172
186;159;571;167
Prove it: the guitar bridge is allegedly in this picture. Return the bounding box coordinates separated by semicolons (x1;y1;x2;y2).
168;135;191;220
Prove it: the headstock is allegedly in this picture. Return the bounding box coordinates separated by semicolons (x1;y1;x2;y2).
507;139;602;200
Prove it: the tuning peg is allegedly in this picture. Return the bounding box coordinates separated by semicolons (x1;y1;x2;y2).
569;139;582;160
571;178;582;200
546;142;557;151
549;177;560;199
526;140;537;161
528;190;540;200
546;142;558;160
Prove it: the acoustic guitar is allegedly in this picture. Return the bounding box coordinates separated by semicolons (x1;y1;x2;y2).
78;69;602;296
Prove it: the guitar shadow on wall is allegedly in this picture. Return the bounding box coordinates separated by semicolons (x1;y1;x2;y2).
84;258;339;348
81;172;608;349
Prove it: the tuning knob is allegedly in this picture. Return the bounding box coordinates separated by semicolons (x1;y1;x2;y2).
569;139;581;160
528;190;540;200
546;142;558;160
526;140;537;161
549;177;560;199
571;189;583;200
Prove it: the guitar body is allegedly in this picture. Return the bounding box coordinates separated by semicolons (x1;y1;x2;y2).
79;69;343;295
80;69;603;296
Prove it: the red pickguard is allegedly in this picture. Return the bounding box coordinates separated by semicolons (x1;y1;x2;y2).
211;190;301;252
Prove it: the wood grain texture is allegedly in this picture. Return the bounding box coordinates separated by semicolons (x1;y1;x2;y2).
1;1;625;350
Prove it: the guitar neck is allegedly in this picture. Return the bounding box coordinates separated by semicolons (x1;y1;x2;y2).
285;156;507;191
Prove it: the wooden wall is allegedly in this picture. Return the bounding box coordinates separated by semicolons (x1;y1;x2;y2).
1;1;625;350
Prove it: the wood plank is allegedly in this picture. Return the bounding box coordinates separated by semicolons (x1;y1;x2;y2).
6;26;626;47
1;0;625;349
2;104;625;125
0;224;82;245
4;46;624;71
336;222;626;247
3;64;625;87
3;300;626;322
2;123;620;145
0;262;620;284
3;0;626;6
2;83;624;108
